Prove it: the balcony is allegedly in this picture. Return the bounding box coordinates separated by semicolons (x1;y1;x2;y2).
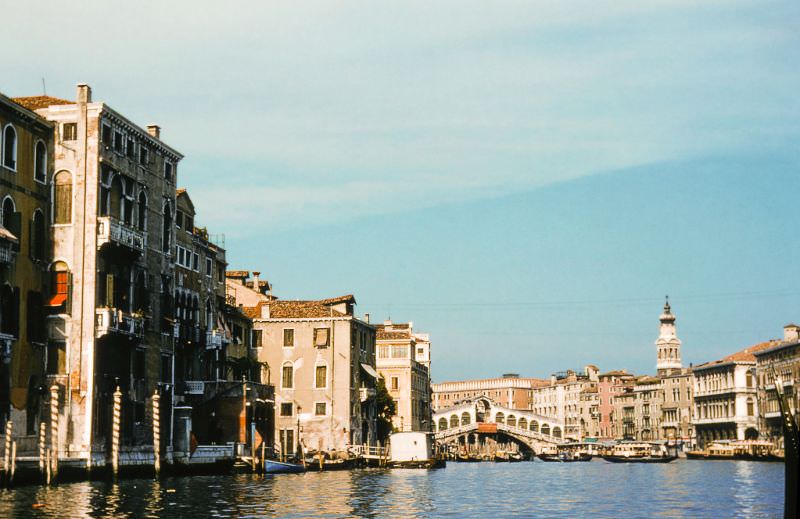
205;329;229;350
183;381;205;395
97;216;146;253
0;246;16;265
360;387;376;402
95;308;145;339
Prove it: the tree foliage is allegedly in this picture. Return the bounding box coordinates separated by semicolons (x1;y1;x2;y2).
375;377;396;442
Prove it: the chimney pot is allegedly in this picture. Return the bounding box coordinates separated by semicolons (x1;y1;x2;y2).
147;124;161;139
364;313;370;324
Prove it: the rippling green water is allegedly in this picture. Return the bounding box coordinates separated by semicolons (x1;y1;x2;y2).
0;460;784;518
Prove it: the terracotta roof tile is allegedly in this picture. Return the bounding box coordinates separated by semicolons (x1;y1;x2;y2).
264;295;355;319
695;340;779;370
377;330;411;341
12;95;73;111
226;271;250;278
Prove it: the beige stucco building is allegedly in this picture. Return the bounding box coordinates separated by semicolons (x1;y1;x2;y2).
374;320;432;432
246;295;378;454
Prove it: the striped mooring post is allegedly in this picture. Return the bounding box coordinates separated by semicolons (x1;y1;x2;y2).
152;390;160;476
50;384;59;481
112;386;121;477
2;420;11;484
38;421;46;478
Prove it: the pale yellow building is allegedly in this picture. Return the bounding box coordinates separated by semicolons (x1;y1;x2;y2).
375;320;432;432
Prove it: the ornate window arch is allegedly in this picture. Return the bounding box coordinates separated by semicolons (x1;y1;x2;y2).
3;124;17;170
34;139;47;183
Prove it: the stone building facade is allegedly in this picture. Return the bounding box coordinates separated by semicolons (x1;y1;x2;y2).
15;85;182;460
0;93;53;441
597;370;634;439
753;324;800;448
692;341;773;447
247;295;378;454
374;320;432;432
432;374;545;412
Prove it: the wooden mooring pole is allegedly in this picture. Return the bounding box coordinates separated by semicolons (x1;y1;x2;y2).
112;386;121;478
50;384;59;482
2;420;12;485
152;390;160;477
38;421;46;482
9;441;16;487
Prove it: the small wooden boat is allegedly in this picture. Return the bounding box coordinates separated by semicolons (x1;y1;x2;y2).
304;454;359;471
456;453;481;462
264;459;306;474
508;452;524;462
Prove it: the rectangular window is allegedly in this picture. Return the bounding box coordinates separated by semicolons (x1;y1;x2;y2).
46;342;66;375
101;123;112;144
378;345;390;358
315;402;326;416
252;329;262;348
206;258;212;277
185;216;194;232
193;252;199;271
114;131;123;153
280;429;294;455
280;402;293;416
62;123;77;141
315;365;327;388
176;211;183;229
161;354;171;382
282;365;293;389
164;162;173;181
283;328;294;347
391;345;408;358
314;328;330;347
391;376;399;391
126;138;135;158
139;146;148;165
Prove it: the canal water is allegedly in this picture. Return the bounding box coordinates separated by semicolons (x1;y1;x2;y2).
0;460;783;518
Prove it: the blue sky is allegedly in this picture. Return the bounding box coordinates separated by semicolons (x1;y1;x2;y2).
3;1;798;380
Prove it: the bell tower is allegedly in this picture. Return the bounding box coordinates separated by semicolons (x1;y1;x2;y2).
656;296;682;376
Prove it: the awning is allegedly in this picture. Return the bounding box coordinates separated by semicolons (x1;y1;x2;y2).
0;225;18;244
47;293;67;307
360;363;379;379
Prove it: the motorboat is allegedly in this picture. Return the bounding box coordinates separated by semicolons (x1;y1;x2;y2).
601;442;677;463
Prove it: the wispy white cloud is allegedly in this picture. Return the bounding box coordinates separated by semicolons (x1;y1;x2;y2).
3;1;798;233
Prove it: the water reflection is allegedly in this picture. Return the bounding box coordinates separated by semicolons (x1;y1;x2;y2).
0;461;784;518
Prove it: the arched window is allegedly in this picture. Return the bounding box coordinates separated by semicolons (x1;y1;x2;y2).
205;298;213;331
3;125;17;170
746;398;754;417
162;204;172;252
53;171;72;224
461;412;470;426
281;363;294;389
438;417;448;431
518;418;528;430
137;191;147;230
1;196;19;250
47;261;70;312
31;210;46;261
494;412;505;424
134;271;147;313
34;140;47;183
507;415;517;428
109;175;123;219
450;414;459;428
541;423;550;436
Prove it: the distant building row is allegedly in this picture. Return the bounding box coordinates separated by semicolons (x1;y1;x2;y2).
432;300;800;449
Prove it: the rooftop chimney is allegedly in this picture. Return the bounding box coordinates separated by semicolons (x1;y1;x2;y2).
252;271;260;290
785;324;800;343
147;124;161;139
364;313;370;324
76;83;92;104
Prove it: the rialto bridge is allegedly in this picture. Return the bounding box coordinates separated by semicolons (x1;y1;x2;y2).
433;397;566;453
